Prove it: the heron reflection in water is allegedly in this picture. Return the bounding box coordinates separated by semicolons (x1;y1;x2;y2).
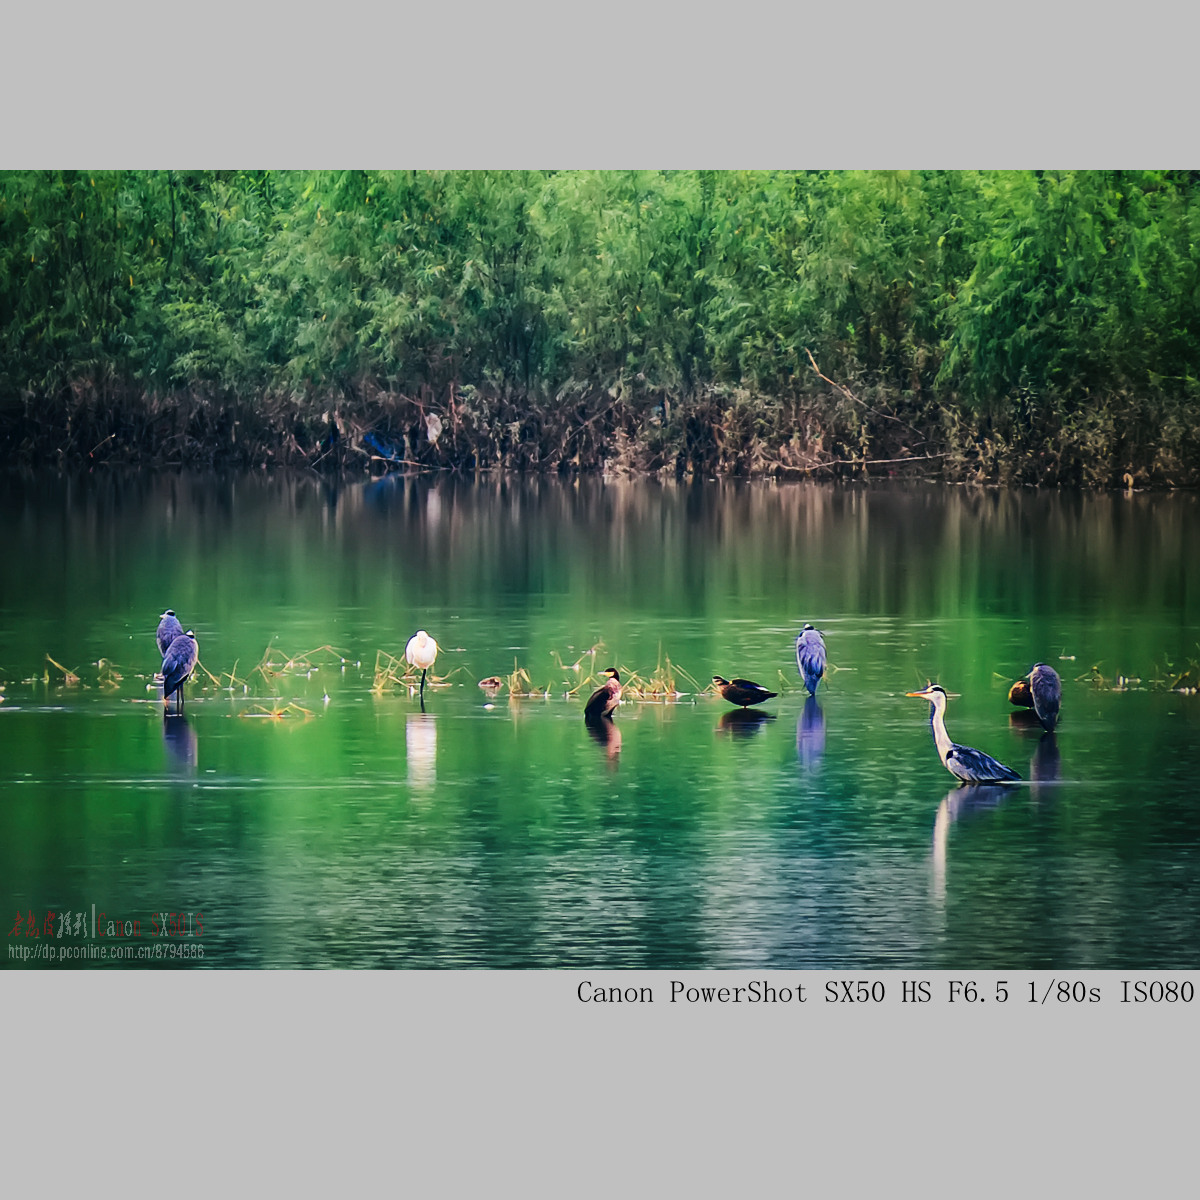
796;695;825;771
162;711;198;772
1028;731;1060;802
406;712;437;789
931;782;1017;904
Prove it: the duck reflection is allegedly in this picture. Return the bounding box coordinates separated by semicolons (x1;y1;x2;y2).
162;712;198;772
718;708;774;737
932;782;1018;903
406;712;437;789
586;714;622;766
1008;708;1044;730
795;695;825;770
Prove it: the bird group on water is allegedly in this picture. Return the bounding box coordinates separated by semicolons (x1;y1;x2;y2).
153;608;1059;786
582;621;1058;786
903;660;1061;784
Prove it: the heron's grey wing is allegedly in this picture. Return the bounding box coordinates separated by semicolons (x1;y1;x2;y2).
948;743;1020;783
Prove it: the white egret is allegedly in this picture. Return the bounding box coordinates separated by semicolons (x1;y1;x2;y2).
405;630;440;696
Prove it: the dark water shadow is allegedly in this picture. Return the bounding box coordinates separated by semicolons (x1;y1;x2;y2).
1029;732;1060;802
717;708;774;738
795;695;825;770
932;781;1023;904
1008;709;1045;731
162;712;198;772
585;716;621;766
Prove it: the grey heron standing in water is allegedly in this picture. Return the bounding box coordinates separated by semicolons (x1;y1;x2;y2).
795;624;826;696
1009;663;1061;732
162;630;198;712
157;610;184;657
906;682;1020;784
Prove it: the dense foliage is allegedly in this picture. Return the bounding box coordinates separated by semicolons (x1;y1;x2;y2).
1;169;1197;484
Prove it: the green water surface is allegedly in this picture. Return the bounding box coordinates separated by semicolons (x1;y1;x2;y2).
1;473;1198;968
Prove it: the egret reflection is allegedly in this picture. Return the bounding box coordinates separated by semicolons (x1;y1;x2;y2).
406;712;437;789
796;695;825;770
162;712;197;772
717;708;774;737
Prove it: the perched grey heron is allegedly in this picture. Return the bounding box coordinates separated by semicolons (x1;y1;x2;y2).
712;676;778;708
405;630;439;696
795;624;826;696
906;682;1020;784
156;610;184;657
1009;663;1061;732
584;668;622;722
162;630;198;712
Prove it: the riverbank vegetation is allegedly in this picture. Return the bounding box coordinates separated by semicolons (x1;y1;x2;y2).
2;169;1198;485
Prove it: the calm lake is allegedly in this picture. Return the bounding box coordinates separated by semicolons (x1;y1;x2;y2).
1;472;1198;969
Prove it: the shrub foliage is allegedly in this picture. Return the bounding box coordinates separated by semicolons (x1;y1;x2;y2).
1;169;1197;484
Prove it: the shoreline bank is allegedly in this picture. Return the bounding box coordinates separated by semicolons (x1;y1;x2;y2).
3;381;1195;489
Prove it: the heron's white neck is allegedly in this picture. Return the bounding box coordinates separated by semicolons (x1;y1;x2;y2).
928;692;954;763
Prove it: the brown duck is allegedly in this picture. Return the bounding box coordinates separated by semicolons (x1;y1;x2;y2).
584;668;622;722
712;675;778;708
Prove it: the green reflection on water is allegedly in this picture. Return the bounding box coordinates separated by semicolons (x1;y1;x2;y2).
1;474;1198;968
